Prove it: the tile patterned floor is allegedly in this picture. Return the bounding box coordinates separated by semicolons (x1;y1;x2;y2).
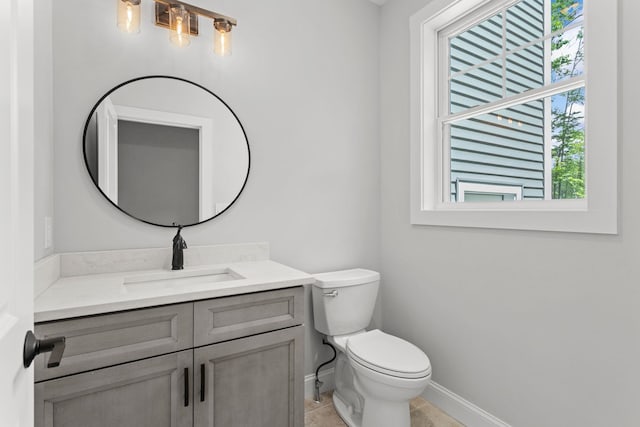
304;392;465;427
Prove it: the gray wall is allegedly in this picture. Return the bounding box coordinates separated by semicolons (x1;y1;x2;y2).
380;0;639;426
34;0;54;260
117;121;200;225
51;0;380;379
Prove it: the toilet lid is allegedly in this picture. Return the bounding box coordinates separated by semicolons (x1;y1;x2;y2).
346;330;431;379
314;269;380;288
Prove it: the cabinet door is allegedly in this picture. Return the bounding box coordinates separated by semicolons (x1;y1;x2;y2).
194;326;304;427
35;350;193;427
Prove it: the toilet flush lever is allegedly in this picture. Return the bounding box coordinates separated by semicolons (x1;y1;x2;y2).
323;290;338;297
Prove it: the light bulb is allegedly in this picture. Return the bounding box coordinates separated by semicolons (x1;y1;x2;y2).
219;32;227;54
117;0;140;34
176;17;183;44
126;4;133;28
169;5;191;47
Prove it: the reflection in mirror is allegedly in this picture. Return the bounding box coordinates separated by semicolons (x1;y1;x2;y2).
83;76;250;227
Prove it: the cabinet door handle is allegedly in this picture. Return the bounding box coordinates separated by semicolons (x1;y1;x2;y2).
200;363;205;402
184;367;189;407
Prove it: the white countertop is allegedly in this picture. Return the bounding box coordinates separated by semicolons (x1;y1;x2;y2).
35;260;314;323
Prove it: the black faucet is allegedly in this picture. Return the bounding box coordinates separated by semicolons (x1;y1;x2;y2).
172;224;188;270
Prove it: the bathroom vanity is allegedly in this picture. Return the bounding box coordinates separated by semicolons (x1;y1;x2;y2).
28;74;309;426
33;243;312;427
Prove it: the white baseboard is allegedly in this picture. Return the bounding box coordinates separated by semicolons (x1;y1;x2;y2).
305;369;509;427
304;368;335;400
304;368;511;427
423;381;511;427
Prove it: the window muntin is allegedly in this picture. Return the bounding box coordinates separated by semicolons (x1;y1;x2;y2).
440;0;585;204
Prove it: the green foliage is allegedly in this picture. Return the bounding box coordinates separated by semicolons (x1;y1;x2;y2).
549;0;585;199
552;103;584;198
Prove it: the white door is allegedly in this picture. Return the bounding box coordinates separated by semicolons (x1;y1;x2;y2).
0;0;35;425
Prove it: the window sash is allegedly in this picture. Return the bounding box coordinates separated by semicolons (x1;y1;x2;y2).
439;0;584;120
440;78;585;204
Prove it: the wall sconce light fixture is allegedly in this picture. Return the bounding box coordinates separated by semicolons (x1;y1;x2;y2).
117;0;141;34
169;4;191;47
213;19;232;56
117;0;237;56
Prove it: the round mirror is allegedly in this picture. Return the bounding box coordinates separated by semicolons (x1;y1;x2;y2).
83;76;250;227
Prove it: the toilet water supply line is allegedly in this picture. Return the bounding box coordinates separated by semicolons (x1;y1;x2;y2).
314;336;337;403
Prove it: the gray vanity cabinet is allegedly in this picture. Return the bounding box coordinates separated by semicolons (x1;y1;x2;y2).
35;350;193;427
34;286;304;427
194;325;304;427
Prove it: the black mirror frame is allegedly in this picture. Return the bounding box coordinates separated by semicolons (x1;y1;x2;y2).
82;75;251;228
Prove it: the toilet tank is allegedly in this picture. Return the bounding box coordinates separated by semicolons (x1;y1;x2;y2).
312;269;380;336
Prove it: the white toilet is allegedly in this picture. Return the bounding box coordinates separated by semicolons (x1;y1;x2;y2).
312;269;431;427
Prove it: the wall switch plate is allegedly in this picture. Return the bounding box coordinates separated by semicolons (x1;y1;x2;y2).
44;216;53;249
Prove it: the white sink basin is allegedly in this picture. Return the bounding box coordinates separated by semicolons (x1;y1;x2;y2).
124;267;244;287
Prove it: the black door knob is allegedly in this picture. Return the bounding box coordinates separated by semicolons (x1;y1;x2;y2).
23;330;66;369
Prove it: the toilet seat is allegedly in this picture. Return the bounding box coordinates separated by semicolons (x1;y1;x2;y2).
346;330;431;379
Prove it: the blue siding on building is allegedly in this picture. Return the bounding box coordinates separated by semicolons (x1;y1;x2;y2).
448;0;546;201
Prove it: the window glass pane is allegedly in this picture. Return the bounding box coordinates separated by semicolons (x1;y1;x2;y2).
551;0;583;32
448;87;584;202
449;12;503;75
505;43;545;95
551;25;584;83
505;0;545;51
551;86;585;199
450;62;503;113
550;1;585;84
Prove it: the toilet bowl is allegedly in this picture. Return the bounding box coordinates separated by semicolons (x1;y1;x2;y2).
312;269;432;427
349;329;431;427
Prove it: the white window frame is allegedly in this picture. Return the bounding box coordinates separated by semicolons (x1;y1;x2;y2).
410;0;618;234
457;182;523;202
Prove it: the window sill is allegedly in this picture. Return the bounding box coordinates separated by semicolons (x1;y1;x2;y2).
410;199;617;234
